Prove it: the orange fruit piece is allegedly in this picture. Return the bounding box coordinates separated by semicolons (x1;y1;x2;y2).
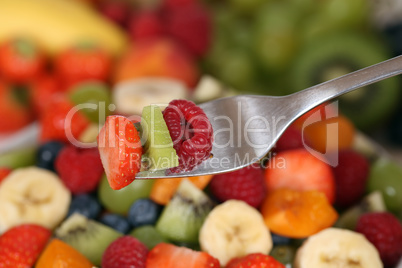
292;102;337;130
36;239;93;268
303;114;355;154
150;175;213;205
260;188;338;238
264;149;335;204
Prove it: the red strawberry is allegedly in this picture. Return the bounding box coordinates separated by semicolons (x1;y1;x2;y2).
30;74;63;116
209;164;266;208
275;125;304;152
0;167;11;184
356;212;402;267
0;224;51;267
102;236;148;268
264;149;336;204
146;243;220;268
128;11;164;40
55;145;104;194
226;253;285;268
162;2;211;57
0;81;32;133
332;150;369;208
39;96;90;143
0;38;45;84
97;115;142;190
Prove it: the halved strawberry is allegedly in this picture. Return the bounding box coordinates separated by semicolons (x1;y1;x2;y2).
264;149;335;204
97;115;142;190
0;224;52;267
146;243;220;268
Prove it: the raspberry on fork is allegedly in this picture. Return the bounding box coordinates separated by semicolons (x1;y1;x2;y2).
163;99;213;172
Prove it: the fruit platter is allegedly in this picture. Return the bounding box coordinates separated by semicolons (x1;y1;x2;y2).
1;0;402;267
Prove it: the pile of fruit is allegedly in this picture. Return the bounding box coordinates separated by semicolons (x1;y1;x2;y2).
1;0;402;267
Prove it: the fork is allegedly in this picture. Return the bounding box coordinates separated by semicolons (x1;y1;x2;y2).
136;55;402;179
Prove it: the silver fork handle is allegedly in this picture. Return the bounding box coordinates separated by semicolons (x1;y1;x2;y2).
289;54;402;118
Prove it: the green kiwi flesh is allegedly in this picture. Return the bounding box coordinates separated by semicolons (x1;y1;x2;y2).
141;105;179;170
54;213;122;266
156;179;215;243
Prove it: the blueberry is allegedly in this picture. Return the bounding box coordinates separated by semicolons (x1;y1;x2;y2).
271;233;291;246
67;194;102;219
127;198;162;227
99;213;131;234
36;141;64;171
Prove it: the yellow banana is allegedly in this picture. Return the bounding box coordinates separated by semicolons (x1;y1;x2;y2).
0;0;128;56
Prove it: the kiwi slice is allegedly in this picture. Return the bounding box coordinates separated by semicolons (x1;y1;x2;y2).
289;32;400;130
334;191;386;230
55;213;122;266
156;179;215;243
141;105;179;170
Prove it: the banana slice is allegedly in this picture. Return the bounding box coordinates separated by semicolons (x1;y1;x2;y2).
294;227;383;268
112;78;189;115
199;199;272;266
0;167;71;234
191;75;237;103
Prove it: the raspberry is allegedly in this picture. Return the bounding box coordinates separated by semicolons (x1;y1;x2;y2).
275;125;304;152
332;150;369;208
102;236;148;268
356;212;402;267
209;164;266;208
163;99;213;172
55;145;104;194
162;2;211;57
128;11;164;40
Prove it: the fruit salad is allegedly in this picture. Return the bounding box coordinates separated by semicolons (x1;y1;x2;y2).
1;95;402;268
1;0;402;267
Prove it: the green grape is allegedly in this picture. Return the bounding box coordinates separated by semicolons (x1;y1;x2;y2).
367;157;402;213
130;225;168;250
69;81;111;124
227;0;268;16
217;49;257;92
98;175;154;215
321;0;370;29
252;2;301;74
0;147;36;169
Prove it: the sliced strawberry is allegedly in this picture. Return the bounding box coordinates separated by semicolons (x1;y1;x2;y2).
226;253;285;268
264;149;335;204
146;243;220;268
97;115;142;190
0;224;51;267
